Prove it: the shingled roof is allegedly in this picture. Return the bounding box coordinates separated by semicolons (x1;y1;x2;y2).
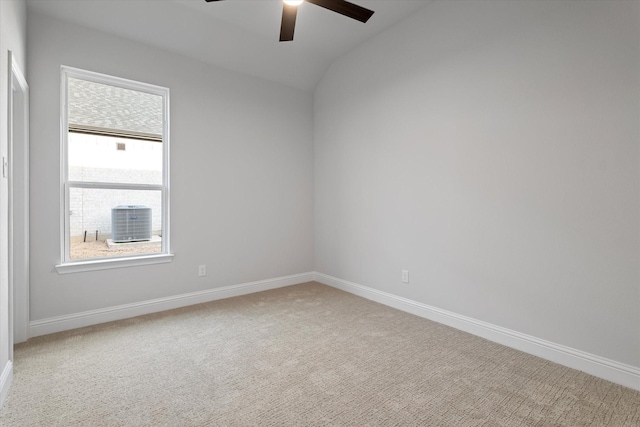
68;77;163;139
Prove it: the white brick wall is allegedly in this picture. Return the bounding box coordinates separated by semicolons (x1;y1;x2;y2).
69;177;162;237
68;133;164;238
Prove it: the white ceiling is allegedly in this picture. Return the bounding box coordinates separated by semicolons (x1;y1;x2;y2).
26;0;433;91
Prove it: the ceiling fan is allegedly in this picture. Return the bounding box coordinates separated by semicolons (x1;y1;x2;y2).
204;0;375;42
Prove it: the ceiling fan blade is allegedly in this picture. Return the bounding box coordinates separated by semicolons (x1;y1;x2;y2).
280;3;298;42
306;0;374;23
204;0;224;2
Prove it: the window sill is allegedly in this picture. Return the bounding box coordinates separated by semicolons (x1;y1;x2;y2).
55;253;174;274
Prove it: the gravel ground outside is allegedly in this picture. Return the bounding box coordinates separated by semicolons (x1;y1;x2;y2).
70;240;161;260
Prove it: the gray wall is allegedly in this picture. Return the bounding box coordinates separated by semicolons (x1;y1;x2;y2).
28;12;314;320
314;0;640;367
25;0;640;377
0;1;27;406
0;0;27;396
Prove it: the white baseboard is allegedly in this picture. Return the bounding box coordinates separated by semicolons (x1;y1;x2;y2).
0;361;13;409
29;272;315;338
314;272;640;392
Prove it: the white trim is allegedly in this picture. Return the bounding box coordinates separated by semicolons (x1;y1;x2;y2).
0;361;12;409
9;51;29;344
29;272;314;337
314;272;640;392
67;181;164;191
55;253;174;274
61;65;168;97
60;67;69;262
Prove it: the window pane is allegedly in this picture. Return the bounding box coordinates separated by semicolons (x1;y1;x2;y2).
69;187;162;260
68;77;163;136
68;133;162;185
62;68;170;266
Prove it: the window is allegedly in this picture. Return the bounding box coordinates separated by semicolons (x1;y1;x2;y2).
56;67;172;273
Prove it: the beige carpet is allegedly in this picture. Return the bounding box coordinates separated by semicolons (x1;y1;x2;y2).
1;282;638;426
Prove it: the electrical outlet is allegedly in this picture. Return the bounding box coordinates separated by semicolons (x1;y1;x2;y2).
401;270;409;283
198;265;206;277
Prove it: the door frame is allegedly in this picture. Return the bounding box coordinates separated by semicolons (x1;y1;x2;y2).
8;50;29;346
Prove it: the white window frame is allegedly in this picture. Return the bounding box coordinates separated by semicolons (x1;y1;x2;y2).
55;66;173;274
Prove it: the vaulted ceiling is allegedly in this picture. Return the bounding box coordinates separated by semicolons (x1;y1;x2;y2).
27;0;433;91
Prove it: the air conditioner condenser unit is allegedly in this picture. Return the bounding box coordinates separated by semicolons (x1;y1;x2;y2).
111;205;152;243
